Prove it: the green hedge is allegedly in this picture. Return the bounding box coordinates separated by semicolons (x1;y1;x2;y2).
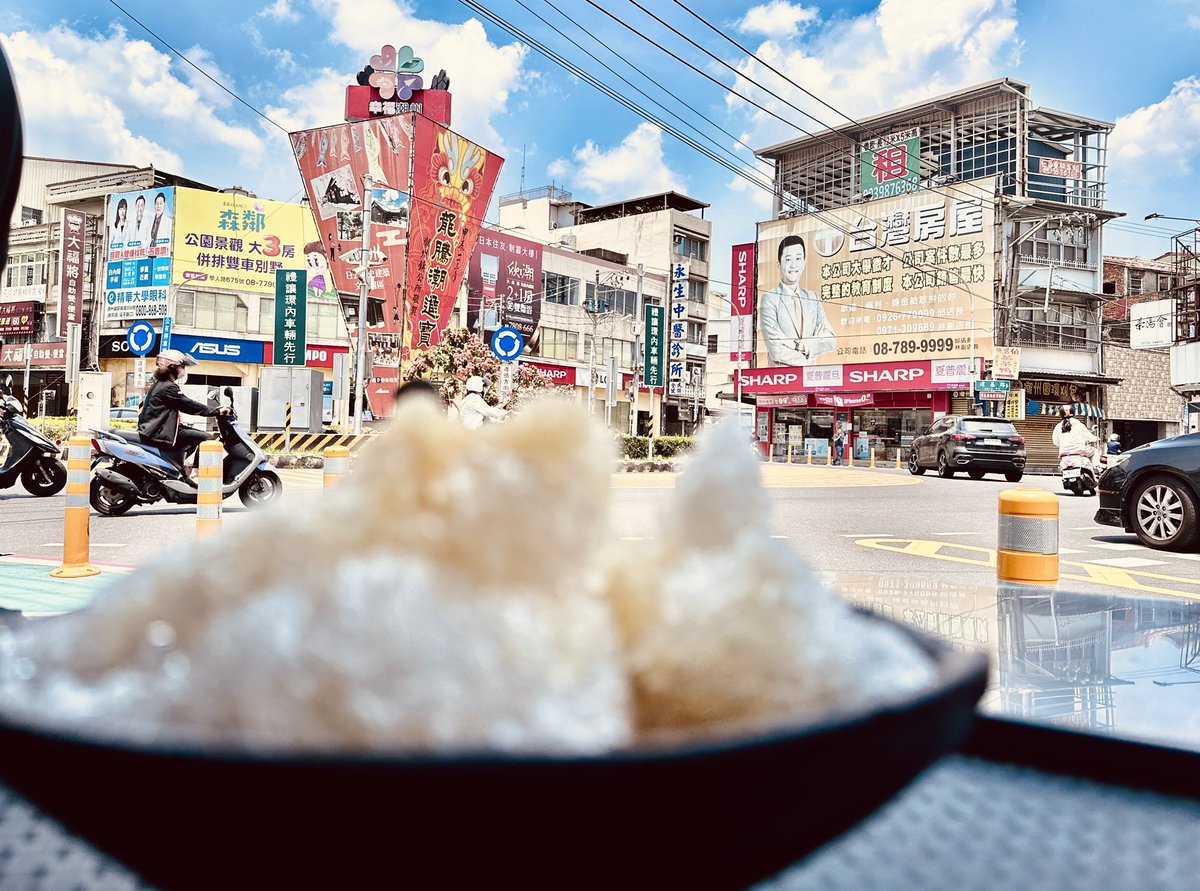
27;416;135;444
616;435;695;460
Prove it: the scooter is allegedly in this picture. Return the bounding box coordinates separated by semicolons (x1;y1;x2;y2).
1059;445;1099;497
89;386;282;516
0;374;68;497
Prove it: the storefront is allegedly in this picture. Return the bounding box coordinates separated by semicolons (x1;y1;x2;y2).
0;341;68;415
740;358;981;462
1016;378;1107;469
523;359;645;432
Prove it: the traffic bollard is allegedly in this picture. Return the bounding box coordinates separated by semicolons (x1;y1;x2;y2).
997;488;1059;585
896;449;903;469
787;445;794;464
51;436;100;579
825;444;832;466
806;445;812;465
846;447;854;468
324;445;350;487
196;440;224;538
870;448;876;469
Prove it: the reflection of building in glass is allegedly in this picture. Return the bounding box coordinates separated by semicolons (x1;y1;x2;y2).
996;591;1125;733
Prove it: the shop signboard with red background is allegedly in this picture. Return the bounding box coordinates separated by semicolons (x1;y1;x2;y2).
730;242;754;362
404;115;503;364
0;301;37;336
467;228;542;345
366;365;401;418
0;341;66;368
263;343;350;369
738;357;981;394
522;361;576;387
58;208;86;335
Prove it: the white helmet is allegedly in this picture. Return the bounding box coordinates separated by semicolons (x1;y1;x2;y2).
1109;433;1119;442
156;348;197;370
465;376;485;394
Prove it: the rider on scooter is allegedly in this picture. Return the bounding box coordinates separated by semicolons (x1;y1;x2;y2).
138;349;227;479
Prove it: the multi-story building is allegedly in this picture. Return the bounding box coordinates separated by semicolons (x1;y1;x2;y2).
1101;255;1184;446
745;78;1119;468
1;158;352;423
496;187;711;435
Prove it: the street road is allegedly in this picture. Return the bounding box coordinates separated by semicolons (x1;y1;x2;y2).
2;465;1198;603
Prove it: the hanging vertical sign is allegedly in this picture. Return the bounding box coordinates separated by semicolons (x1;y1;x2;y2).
730;242;754;362
668;261;688;397
273;269;308;366
644;304;665;388
59;208;86;336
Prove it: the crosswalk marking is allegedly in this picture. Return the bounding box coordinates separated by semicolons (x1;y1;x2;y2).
1086;556;1168;568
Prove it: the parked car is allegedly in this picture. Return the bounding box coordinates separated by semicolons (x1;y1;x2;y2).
1095;433;1200;551
907;415;1026;481
110;407;139;420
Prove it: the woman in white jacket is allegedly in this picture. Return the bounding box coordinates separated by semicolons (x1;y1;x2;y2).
459;376;508;430
1052;407;1099;457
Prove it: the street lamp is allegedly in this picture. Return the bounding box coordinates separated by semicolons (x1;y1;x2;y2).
1144;213;1200;223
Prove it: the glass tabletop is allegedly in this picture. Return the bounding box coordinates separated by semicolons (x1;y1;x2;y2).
824;572;1200;754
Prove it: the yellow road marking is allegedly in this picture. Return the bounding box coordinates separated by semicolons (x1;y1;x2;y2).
856;538;1200;600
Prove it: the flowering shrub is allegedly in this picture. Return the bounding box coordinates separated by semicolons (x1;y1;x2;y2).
404;328;568;408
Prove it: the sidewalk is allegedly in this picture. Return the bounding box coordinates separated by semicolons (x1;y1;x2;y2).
0;556;128;617
610;462;921;489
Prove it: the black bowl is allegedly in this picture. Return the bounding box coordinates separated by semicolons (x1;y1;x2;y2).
0;614;986;891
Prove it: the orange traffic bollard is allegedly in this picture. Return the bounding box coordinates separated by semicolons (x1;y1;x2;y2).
324;445;350;487
997;488;1059;585
196;440;223;538
51;436;99;579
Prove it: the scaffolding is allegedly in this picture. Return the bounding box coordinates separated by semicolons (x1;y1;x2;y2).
1171;227;1200;344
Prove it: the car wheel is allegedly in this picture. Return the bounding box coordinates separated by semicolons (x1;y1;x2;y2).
937;451;954;478
1005;470;1023;483
1130;475;1200;551
907;451;925;475
967;469;985;480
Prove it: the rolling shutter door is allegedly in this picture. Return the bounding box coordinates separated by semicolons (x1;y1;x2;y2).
950;394;974;415
1014;417;1058;467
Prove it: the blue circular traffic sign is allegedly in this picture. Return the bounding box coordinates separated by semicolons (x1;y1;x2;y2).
126;321;157;357
490;326;525;362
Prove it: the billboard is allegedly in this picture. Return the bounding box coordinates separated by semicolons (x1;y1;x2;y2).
0;301;37;336
467;228;543;346
756;178;995;371
172;189;320;296
104;187;174;321
404;115;503;363
1130;299;1175;350
290;116;414;337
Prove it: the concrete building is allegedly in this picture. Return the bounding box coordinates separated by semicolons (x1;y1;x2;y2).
747;78;1120;468
496;187;711;435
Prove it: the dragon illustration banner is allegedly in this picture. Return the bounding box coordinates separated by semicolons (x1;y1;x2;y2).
404;115;503;364
290;117;414;335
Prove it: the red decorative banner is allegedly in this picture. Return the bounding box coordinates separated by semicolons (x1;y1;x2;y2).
59;209;86;335
290;116;414;334
404;115;503;365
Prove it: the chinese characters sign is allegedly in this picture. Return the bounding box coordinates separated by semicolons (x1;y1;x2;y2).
405;115;503;364
731;242;754;362
104;187;174;321
1130;299;1175;350
58;209;86;335
0;341;66;367
273;269;308;366
644;304;665;388
668;261;688;396
992;346;1022;379
0;301;37;336
174;189;318;295
860;128;921;199
756;178;995;371
467;228;543;345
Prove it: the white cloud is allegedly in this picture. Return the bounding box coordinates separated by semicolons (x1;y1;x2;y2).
2;25;265;171
262;67;349;133
180;45;235;109
548;123;687;201
1109;77;1200;182
739;2;819;38
1189;14;1200;30
245;23;297;75
258;0;300;23
731;0;1021;145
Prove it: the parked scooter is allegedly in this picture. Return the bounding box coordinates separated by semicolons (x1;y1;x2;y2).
0;374;67;497
89;386;282;516
1059;445;1099;497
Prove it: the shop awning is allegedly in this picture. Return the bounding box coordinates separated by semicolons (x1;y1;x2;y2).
1026;400;1104;419
1019;369;1123;386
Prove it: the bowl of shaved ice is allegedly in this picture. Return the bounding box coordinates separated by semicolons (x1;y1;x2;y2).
0;397;987;891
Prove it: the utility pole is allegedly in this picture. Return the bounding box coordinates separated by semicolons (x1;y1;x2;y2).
352;175;374;434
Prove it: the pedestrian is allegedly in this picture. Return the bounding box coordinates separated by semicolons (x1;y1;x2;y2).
1106;433;1122;456
832;421;846;465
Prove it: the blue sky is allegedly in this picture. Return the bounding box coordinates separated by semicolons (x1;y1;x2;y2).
3;0;1199;298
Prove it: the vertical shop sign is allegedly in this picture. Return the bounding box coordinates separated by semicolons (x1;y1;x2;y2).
668;261;688;396
730;242;755;362
644;304;665;388
273;269;308;366
59;208;86;336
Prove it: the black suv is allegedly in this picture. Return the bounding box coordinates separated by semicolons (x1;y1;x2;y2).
908;415;1026;481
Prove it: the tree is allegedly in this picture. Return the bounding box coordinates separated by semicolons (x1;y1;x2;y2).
403;328;566;407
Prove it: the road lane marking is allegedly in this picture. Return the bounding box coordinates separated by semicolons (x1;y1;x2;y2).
854;538;1200;599
1085;557;1168;568
930;532;982;537
840;533;893;537
1167;553;1200;561
40;542;127;548
1089;542;1144;550
1058;548;1086;554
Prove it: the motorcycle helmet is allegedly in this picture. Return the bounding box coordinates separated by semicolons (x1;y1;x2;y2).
1108;433;1119;442
156;348;198;371
465;376;485;394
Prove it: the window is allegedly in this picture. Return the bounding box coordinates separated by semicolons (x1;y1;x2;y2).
260;299;341;340
1013;299;1097;351
707;334;719;353
1102;281;1116;295
1156;274;1173;293
1129;272;1144;296
20;206;42;225
177;290;248;333
541;327;579;361
675;235;707;262
585;282;636;316
1018;224;1092;268
544;272;579;306
582;336;633;367
687;280;706;304
687;321;705;345
3;251;48;292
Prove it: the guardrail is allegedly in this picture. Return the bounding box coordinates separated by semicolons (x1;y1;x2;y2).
251;432;374;453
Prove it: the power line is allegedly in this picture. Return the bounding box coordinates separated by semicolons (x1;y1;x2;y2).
105;0;289;134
